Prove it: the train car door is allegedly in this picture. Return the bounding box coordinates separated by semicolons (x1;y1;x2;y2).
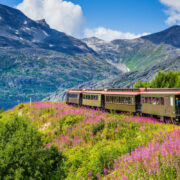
164;96;170;115
135;95;141;112
65;92;69;103
101;95;105;109
79;93;82;106
175;96;180;116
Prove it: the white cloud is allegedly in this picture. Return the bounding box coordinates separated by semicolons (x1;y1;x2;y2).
16;0;148;41
17;0;84;36
160;0;180;25
84;27;149;42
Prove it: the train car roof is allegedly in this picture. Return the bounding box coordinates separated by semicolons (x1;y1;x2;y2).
68;90;82;94
82;91;104;94
103;91;141;95
141;91;180;95
68;89;180;95
81;91;141;95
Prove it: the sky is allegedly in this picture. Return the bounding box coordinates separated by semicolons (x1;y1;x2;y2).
0;0;180;41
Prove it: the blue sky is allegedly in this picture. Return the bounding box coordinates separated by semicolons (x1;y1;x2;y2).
70;0;167;34
0;0;179;41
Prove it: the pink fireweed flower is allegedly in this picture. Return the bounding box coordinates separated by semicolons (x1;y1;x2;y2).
108;129;180;179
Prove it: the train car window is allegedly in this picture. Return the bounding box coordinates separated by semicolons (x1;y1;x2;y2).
112;96;115;103
143;97;164;105
141;97;145;104
176;98;180;107
113;96;115;103
170;97;174;107
69;94;78;98
160;97;164;105
128;97;131;104
156;98;160;105
110;96;112;103
83;95;99;100
145;97;148;103
124;97;127;104
117;97;119;103
113;96;116;103
124;97;128;104
106;96;109;102
118;97;120;104
105;96;132;104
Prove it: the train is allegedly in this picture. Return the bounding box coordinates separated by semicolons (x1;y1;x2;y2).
65;88;180;122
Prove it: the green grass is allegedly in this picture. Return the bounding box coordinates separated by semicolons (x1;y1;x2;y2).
0;102;179;179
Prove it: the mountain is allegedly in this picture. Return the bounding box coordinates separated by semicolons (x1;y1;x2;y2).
82;37;130;73
142;25;180;48
48;27;180;102
0;4;121;109
46;55;180;102
78;56;180;89
83;26;180;71
1;3;180;109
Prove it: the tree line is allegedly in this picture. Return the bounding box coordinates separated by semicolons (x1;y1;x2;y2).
134;71;180;88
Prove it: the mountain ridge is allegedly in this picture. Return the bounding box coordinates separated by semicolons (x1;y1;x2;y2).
83;26;180;71
1;3;180;109
0;4;121;109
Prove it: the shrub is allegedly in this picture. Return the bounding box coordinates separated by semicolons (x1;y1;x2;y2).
92;121;105;135
0;116;65;179
60;115;82;127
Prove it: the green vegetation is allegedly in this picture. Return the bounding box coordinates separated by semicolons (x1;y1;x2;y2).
0;102;179;179
0;115;65;179
0;108;4;114
135;71;180;88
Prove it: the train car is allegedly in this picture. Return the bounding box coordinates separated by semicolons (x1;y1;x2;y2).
66;89;82;105
65;88;180;121
141;89;180;120
82;90;104;108
104;90;141;113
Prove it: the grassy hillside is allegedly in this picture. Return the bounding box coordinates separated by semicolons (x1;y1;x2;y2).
0;102;179;179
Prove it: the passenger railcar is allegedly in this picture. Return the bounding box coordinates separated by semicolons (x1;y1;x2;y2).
66;89;82;105
66;88;180;122
104;91;141;113
141;89;180;119
82;91;104;108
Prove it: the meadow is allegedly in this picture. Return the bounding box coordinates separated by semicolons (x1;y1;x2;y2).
0;102;179;179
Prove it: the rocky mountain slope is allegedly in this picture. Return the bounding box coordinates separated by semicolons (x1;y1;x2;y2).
0;4;121;109
1;4;180;108
46;55;180;102
83;27;180;71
